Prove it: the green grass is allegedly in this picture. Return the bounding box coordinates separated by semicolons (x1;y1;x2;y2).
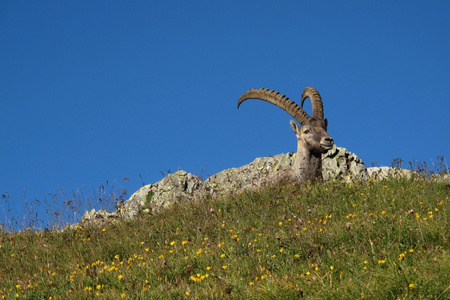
1;176;449;299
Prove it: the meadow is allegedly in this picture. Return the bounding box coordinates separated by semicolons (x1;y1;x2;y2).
1;170;449;299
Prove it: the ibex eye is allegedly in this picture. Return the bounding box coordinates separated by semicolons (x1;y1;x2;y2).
304;129;310;134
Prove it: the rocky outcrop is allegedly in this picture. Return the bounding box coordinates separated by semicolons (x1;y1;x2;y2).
119;170;205;219
366;166;413;180
79;146;369;227
322;145;369;182
79;171;205;226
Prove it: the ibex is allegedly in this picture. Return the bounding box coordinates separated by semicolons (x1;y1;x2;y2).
237;87;334;183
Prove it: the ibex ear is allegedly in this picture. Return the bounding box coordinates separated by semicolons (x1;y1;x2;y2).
290;120;301;137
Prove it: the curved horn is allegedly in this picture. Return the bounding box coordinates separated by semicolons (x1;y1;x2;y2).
237;88;311;125
300;87;324;120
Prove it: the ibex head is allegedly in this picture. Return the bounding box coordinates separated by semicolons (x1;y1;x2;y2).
237;87;334;182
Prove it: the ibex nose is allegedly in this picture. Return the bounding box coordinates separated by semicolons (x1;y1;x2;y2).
320;136;334;151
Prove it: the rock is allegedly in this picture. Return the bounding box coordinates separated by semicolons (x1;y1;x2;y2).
322;145;369;181
367;167;413;180
76;145;371;228
204;153;296;196
77;208;119;228
117;170;204;219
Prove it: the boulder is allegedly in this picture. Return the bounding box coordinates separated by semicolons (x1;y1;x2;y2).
322;145;369;181
367;167;413;180
118;170;205;219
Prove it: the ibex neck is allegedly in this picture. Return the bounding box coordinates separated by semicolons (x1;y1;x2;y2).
292;148;322;183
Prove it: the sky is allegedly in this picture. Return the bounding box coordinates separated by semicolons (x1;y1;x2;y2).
1;1;449;230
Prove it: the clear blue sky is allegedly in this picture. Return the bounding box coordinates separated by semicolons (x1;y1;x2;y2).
1;1;449;230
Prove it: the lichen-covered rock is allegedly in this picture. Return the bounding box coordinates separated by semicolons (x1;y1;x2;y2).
78;208;119;228
322;145;369;181
118;170;204;219
367;167;413;180
204;153;296;196
76;146;370;227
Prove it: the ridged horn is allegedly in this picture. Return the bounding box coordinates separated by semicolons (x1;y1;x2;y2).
300;87;324;120
237;88;312;125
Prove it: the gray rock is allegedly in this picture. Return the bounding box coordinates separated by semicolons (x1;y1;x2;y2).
118;170;204;220
367;167;413;180
322;145;369;181
77;145;371;227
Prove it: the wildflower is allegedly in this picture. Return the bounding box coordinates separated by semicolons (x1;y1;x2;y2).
185;291;190;296
279;222;283;226
222;265;228;270
120;294;126;298
330;266;334;270
118;275;124;280
102;228;106;232
378;260;386;264
249;281;254;286
409;283;415;288
170;241;176;246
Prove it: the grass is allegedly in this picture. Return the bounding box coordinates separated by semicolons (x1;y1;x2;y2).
1;174;449;299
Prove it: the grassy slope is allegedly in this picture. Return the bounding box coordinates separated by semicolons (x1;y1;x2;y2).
1;177;449;299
